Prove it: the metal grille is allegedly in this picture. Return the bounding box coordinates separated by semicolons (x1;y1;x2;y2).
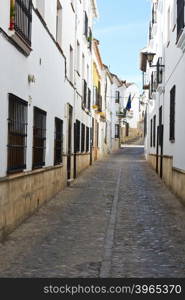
150;119;153;147
81;123;85;152
86;126;89;152
82;79;87;108
153;115;156;147
7;94;28;173
115;124;120;138
170;86;176;141
177;0;184;39
15;0;32;45
54;117;63;165
33;107;46;169
157;57;163;84
88;88;91;111
84;11;88;38
115;91;120;103
74;119;81;153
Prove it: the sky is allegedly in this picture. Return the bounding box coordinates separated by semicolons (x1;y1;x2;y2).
94;0;151;90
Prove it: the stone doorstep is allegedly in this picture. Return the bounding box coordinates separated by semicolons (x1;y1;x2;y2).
67;178;75;186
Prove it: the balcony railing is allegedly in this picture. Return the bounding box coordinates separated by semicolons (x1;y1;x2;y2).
14;0;32;45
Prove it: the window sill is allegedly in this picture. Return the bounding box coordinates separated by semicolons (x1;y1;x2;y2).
10;31;32;56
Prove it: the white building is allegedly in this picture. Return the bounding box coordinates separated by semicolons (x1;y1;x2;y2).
0;0;97;238
140;0;185;203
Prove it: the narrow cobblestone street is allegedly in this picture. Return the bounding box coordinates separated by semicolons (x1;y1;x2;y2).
0;147;185;278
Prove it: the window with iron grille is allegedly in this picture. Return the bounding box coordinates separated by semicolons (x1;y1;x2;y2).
126;123;129;137
7;94;28;173
14;0;32;45
152;3;157;24
115;91;120;103
170;86;176;141
74;119;81;153
33;107;46;169
144;111;147;137
54;117;63;165
177;0;184;40
82;79;87;108
157;57;163;84
88;88;91;111
149;21;153;40
153;115;156;147
86;127;90;152
88;27;92;50
150;119;153;147
81;123;85;152
96;121;99;147
115;124;120;138
159;106;163;146
84;11;88;39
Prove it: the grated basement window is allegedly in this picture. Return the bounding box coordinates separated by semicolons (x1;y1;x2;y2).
86;126;90;152
170;86;176;141
33;107;46;169
14;0;32;45
7;94;28;173
54;117;63;165
81;123;85;152
74;119;81;153
88;88;91;111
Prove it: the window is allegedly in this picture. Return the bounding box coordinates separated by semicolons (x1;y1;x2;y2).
153;115;156;147
170;86;176;141
115;91;120;103
13;0;32;45
76;41;80;74
69;46;74;83
159;106;163;146
84;11;88;39
177;0;184;39
115;124;120;138
150;119;153;147
126;123;129;137
74;120;81;153
54;117;63;165
88;88;91;111
56;0;62;46
88;27;92;50
81;123;85;152
157;57;163;84
33;107;46;169
149;21;153;40
144;111;147;137
82;79;87;108
86;127;90;152
152;3;157;24
7;94;28;173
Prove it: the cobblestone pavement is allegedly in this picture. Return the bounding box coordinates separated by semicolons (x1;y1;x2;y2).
0;147;185;277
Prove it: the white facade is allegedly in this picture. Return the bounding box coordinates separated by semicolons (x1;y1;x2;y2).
140;0;185;174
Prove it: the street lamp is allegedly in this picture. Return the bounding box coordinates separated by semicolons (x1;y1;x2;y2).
145;51;165;69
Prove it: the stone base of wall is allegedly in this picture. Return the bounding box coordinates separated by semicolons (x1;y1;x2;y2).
0;159;67;241
121;128;142;143
75;153;90;177
112;139;120;152
147;154;185;205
